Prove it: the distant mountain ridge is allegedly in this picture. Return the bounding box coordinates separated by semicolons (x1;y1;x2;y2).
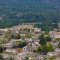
0;0;60;12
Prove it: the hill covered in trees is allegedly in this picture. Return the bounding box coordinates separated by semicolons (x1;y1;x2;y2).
0;0;59;30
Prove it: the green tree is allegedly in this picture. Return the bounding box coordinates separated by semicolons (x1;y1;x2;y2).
45;35;52;41
36;45;48;54
0;55;3;60
47;43;54;52
11;34;21;39
36;43;54;54
18;41;27;48
41;25;50;32
36;46;42;53
0;46;3;53
13;41;27;48
58;41;60;48
9;57;14;60
41;45;48;54
39;34;46;45
24;57;28;60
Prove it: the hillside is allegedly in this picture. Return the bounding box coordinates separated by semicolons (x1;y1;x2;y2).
0;0;60;11
0;0;59;29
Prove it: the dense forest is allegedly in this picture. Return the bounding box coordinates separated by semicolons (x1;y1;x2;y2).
0;0;59;31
